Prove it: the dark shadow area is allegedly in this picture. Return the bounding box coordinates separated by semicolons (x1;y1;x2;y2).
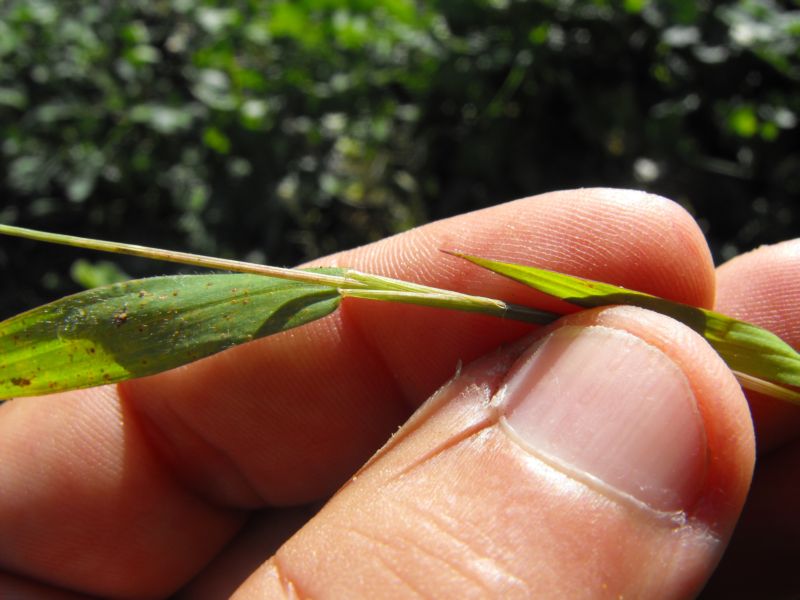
1;1;798;319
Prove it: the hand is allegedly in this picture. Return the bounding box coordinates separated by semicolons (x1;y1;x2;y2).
0;189;796;598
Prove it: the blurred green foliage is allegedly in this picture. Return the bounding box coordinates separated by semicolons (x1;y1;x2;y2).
1;0;799;317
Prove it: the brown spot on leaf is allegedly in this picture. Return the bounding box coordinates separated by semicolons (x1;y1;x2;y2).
112;310;129;327
11;377;31;387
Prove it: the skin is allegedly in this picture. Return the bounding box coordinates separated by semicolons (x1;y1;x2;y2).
0;188;796;598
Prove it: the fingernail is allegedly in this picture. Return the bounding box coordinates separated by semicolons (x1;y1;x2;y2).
499;325;706;513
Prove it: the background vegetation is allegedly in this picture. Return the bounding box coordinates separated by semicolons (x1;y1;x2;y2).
1;0;798;318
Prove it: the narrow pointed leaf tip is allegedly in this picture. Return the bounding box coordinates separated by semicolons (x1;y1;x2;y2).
0;271;342;399
451;252;800;404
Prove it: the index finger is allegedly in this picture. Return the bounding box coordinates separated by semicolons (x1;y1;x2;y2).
129;188;715;504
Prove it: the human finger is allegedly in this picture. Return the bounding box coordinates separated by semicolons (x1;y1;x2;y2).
123;188;716;508
234;306;754;598
714;239;800;453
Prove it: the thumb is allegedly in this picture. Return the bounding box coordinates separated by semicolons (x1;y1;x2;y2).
235;306;754;598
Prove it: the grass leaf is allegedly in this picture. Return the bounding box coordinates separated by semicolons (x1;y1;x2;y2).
0;271;341;398
0;224;561;399
453;252;800;403
5;224;798;405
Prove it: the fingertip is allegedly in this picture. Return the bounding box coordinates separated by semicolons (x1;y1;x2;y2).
321;187;718;406
563;306;754;531
326;188;715;309
716;239;800;452
717;239;800;346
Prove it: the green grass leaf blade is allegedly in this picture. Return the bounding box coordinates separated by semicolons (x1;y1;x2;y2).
0;271;342;399
453;253;800;400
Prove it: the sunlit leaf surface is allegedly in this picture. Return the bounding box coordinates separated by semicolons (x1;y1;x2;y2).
0;271;342;398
